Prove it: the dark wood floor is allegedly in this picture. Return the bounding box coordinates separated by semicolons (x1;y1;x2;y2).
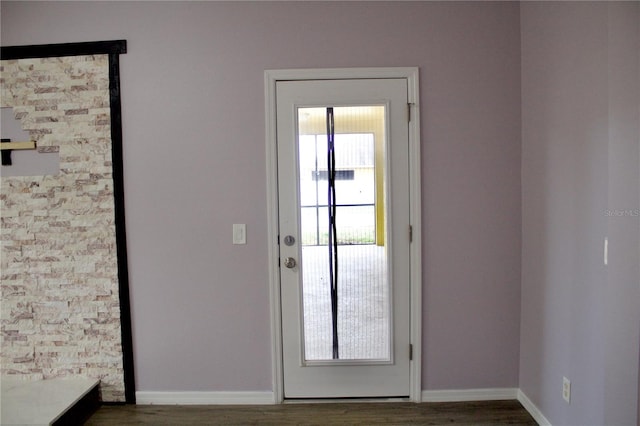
86;400;537;425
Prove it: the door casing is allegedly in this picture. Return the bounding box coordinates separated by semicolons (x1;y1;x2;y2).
264;68;422;403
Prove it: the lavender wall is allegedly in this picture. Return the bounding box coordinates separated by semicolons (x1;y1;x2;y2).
520;2;639;425
605;5;640;425
0;2;522;393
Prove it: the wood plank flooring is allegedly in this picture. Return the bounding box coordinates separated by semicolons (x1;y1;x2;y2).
86;400;537;425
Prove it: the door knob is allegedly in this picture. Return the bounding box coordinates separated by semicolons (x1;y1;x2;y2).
283;257;297;269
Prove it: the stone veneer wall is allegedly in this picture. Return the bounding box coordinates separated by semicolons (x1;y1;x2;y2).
0;55;125;401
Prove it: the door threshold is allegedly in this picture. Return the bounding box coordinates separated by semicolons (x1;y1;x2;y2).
283;397;411;404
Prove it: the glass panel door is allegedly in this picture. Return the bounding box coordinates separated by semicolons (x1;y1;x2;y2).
277;77;411;398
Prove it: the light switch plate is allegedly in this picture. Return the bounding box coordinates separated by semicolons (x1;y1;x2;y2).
563;376;571;404
233;224;246;245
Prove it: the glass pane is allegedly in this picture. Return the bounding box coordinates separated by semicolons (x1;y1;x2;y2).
297;106;390;362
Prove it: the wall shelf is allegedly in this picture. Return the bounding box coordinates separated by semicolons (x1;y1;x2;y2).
1;141;36;150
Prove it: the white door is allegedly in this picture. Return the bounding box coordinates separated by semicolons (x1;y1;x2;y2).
277;78;411;398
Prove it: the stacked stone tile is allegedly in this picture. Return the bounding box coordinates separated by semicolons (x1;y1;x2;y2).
1;55;125;401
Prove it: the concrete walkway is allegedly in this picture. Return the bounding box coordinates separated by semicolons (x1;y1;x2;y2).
301;245;389;361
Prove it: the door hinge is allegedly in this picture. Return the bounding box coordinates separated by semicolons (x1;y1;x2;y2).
409;225;413;243
407;103;411;123
409;344;413;361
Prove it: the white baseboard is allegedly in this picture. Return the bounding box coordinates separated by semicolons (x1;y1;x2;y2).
138;388;516;405
136;391;275;405
517;389;552;426
421;387;519;402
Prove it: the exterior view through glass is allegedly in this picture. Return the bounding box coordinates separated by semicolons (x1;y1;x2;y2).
297;106;390;362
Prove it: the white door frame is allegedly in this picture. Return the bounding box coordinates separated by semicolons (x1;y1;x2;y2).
264;68;422;403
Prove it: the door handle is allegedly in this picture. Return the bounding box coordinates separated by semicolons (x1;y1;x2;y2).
283;257;297;269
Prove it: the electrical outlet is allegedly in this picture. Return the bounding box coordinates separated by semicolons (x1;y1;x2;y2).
563;376;571;404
